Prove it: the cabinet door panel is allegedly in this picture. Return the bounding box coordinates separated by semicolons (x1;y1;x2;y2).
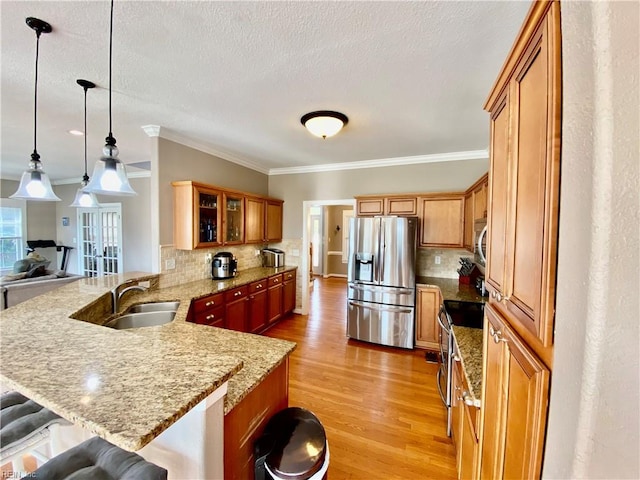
464;193;474;251
357;198;384;216
415;287;440;350
248;290;267;333
226;298;247;332
486;95;510;295
386;197;417;216
245;197;265;243
480;304;549;480
267;285;283;324
266;200;283;242
507;29;547;337
420;197;464;247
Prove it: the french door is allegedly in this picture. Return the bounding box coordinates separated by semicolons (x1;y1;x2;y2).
77;204;123;277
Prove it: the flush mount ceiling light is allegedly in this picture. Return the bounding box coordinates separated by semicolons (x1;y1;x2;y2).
10;17;60;202
300;111;349;139
85;0;136;196
70;79;100;208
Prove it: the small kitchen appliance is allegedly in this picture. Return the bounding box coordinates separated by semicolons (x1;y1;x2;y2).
211;252;237;279
262;248;285;268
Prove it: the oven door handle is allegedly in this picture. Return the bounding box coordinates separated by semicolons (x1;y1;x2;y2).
437;306;451;334
348;301;412;314
436;367;448;407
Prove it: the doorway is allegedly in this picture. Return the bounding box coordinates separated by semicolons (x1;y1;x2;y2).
77;204;123;277
301;199;355;315
309;206;324;276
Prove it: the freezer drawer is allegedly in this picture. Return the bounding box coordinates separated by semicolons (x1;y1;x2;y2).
348;283;415;307
347;299;415;349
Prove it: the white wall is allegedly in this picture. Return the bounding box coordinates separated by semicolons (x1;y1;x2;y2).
543;2;639;478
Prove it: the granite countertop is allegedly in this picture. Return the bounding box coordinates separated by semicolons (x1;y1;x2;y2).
415;276;487;304
0;267;297;452
451;325;484;407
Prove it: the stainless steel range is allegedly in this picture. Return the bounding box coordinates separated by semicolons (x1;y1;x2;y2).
346;216;418;349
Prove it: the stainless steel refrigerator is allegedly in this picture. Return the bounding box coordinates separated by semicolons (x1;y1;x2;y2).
347;216;418;349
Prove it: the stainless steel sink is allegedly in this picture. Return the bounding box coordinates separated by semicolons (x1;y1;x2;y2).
105;310;176;330
126;302;180;313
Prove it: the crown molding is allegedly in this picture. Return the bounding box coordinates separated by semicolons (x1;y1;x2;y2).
52;170;151;186
268;150;489;176
142;125;270;175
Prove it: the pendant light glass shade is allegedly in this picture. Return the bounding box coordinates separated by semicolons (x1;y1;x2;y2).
300;111;349;139
85;143;135;195
11;155;60;201
70;79;99;208
10;17;60;202
84;0;136;197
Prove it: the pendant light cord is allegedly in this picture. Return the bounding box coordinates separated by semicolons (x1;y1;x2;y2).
33;29;41;157
83;85;88;179
108;0;113;137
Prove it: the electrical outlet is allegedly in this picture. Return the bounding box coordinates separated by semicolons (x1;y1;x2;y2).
255;249;261;257
434;255;441;265
165;258;176;270
205;253;213;263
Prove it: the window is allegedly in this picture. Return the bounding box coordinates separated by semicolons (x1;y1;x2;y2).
0;198;27;274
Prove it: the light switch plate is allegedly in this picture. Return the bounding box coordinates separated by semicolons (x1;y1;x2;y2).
435;255;441;265
165;258;176;270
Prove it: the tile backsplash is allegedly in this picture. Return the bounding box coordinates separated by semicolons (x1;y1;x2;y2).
416;247;474;279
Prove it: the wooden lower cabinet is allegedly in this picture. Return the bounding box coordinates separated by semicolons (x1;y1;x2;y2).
267;275;283;324
225;286;249;331
248;280;268;333
224;359;289;480
480;304;550;479
415;286;441;350
452;353;480;480
190;293;225;327
283;270;296;314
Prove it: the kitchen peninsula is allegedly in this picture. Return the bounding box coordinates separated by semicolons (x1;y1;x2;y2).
0;269;297;479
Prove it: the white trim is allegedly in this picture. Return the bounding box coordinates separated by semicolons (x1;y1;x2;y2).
301;198;356;315
269;150;489;175
327;251;343;255
141;125;270;175
0;198;27;275
322;273;347;279
52;171;150;186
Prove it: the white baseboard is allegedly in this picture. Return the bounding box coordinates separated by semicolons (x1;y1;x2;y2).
322;274;348;279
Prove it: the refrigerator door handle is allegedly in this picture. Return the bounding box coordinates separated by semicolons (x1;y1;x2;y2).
379;224;385;282
348;301;413;314
349;284;414;295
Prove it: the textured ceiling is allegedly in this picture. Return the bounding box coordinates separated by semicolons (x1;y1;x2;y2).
0;1;529;181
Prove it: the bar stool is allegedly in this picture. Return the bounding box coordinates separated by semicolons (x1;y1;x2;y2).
26;435;167;480
0;391;70;473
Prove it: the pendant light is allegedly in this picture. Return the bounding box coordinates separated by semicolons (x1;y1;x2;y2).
70;80;100;208
84;0;136;196
300;111;349;139
10;17;60;202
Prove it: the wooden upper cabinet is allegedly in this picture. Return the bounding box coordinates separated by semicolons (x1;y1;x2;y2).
415;286;441;350
245;197;265;244
172;181;222;250
484;0;561;354
464;192;474;252
480;304;550;480
172;181;283;250
356;197;385;216
419;195;464;247
265;199;283;242
385;197;417;216
355;195;417;216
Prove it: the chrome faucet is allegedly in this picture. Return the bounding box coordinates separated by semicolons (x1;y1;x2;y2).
111;283;148;314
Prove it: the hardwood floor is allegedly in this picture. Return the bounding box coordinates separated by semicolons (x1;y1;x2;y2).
264;277;457;479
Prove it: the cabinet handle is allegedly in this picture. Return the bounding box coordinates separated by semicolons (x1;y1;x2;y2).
257;283;263;289
495;292;503;302
273;278;279;283
205;301;215;307
234;291;242;297
502;295;510;303
489;326;495;336
490;291;496;299
492;330;507;343
206;314;215;320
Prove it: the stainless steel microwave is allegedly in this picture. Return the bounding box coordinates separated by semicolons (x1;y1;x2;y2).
474;219;488;268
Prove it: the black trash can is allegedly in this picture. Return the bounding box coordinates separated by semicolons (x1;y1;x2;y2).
255;407;329;480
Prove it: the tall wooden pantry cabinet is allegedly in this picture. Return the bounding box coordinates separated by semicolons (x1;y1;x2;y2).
480;1;562;478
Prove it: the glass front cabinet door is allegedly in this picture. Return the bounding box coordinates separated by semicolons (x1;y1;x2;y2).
223;194;244;244
197;188;221;247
